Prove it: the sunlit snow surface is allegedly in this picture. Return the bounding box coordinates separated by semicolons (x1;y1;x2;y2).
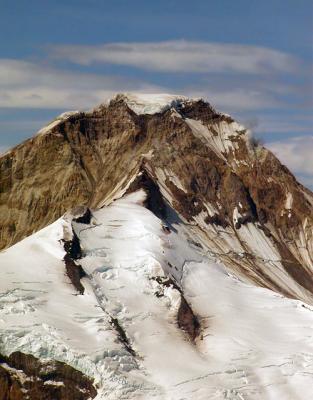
118;93;190;115
0;191;313;399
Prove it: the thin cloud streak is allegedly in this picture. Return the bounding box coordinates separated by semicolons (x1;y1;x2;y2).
268;136;313;177
0;58;285;111
184;88;280;111
51;40;300;74
240;114;313;136
0;59;163;108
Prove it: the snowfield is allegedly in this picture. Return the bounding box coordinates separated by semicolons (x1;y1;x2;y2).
0;191;313;399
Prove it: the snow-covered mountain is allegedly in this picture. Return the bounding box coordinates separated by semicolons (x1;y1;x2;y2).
0;93;313;399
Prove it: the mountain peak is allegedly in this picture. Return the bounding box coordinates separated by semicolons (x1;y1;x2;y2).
34;93;205;139
1;93;313;399
0;94;312;303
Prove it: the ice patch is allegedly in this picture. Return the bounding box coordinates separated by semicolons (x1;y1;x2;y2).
285;192;293;211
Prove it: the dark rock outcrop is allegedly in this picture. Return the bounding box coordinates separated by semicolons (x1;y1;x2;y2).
63;237;85;294
177;297;201;341
0;351;97;400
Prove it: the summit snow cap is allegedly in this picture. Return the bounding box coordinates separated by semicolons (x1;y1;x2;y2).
113;92;198;115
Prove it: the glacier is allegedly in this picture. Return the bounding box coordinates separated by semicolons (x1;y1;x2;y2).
1;190;313;399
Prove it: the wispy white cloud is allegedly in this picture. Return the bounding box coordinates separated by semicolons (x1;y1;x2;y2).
268;136;313;179
51;40;300;74
0;58;285;111
0;59;162;108
183;87;280;111
244;114;313;135
0;40;305;112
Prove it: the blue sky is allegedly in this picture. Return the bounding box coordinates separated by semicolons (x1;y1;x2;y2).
0;0;312;187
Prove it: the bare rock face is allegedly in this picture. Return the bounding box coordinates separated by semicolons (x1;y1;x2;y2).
0;93;312;303
0;351;97;400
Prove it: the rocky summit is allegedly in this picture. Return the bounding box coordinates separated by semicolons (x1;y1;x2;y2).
0;93;313;400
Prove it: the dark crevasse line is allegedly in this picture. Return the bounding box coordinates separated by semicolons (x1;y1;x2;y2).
109;317;137;358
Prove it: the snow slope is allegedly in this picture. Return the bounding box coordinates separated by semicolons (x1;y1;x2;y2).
0;191;313;399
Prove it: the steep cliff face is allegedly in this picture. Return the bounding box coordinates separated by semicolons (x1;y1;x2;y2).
0;93;312;304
